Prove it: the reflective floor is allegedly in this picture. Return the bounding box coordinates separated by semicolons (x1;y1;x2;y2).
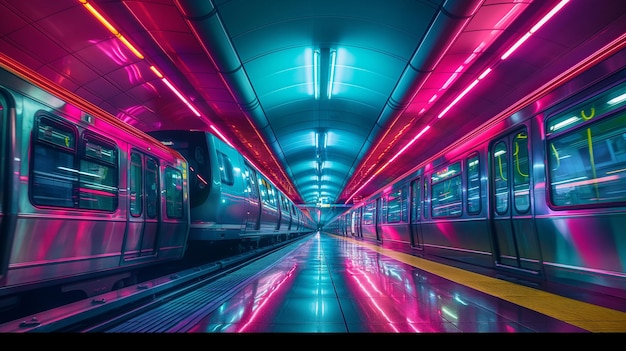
183;232;608;333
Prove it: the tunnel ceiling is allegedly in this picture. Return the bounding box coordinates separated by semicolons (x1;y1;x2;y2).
1;0;624;224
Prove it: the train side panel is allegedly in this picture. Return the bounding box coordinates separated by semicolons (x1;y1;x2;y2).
206;133;249;240
419;148;494;269
532;60;626;295
0;65;189;299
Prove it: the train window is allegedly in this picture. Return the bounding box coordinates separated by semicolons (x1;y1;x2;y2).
216;150;234;186
130;153;143;216
78;133;118;211
387;186;408;223
466;154;481;214
165;167;184;219
259;177;277;207
31;115;77;207
281;196;291;217
36;115;76;151
546;81;626;136
145;157;159;219
492;141;509;214
547;102;626;206
363;201;375;225
513;132;530;213
431;162;462;217
243;164;259;200
78;158;116;211
83;134;116;165
380;196;387;223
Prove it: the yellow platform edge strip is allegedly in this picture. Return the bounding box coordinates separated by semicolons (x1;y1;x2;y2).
333;234;626;332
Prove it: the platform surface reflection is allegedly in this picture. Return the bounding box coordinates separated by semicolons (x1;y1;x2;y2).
186;233;585;333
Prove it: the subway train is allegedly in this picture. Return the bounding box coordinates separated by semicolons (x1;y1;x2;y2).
326;45;626;299
0;60;315;315
146;129;315;253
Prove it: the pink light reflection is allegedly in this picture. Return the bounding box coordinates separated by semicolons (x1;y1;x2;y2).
344;251;441;332
235;264;298;332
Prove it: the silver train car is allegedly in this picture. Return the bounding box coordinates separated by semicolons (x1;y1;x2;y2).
0;60;190;310
327;44;626;299
0;59;315;315
147;129;316;253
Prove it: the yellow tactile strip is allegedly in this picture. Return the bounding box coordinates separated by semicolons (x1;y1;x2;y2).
337;235;626;333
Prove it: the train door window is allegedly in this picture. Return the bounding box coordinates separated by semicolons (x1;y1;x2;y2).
401;185;408;222
431;162;462;217
31;115;77;208
243;164;259;200
387;187;407;223
78;133;118;211
0;93;4;211
380;196;388;224
466;153;481;215
363;201;375;225
216;150;234;186
513;131;530;213
259;176;277;208
145;157;159;219
350;211;356;234
129;153;143;216
492;141;509;214
191;144;209;203
423;177;429;219
165;167;184;218
410;177;421;222
546;81;626;207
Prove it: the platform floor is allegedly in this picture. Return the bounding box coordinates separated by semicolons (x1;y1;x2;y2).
125;232;626;333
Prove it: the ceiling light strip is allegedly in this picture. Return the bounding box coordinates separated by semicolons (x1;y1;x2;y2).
78;1;226;129
327;50;337;99
438;68;492;119
500;0;570;60
78;0;144;60
314;50;320;99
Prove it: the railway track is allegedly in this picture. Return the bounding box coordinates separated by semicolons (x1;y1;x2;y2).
0;234;312;333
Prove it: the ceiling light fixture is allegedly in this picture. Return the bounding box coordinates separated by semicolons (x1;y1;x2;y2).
501;0;570;60
79;0;235;147
78;0;143;60
313;48;337;100
313;50;320;100
327;49;337;99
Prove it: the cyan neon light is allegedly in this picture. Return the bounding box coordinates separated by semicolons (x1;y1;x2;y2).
313;50;320;99
328;50;337;99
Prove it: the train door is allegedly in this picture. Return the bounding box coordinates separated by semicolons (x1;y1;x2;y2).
350;208;362;238
357;207;364;238
0;91;11;277
242;163;261;231
375;197;382;241
489;127;542;273
409;177;423;249
124;151;160;259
